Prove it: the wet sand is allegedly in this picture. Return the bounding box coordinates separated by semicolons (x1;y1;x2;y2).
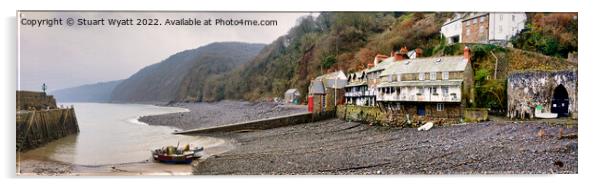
16;102;241;176
17;138;235;176
192;119;577;175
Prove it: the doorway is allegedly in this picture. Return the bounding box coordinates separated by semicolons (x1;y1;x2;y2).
417;104;426;116
551;85;569;117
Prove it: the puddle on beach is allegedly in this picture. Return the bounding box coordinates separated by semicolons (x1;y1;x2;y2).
18;103;228;168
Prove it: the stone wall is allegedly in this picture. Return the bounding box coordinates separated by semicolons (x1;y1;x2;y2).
175;112;335;134
464;108;489;122
337;104;462;127
507;70;578;119
16;108;79;151
17;91;57;110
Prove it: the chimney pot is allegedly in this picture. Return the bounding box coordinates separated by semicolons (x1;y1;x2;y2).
415;48;423;58
394;52;404;62
400;47;409;54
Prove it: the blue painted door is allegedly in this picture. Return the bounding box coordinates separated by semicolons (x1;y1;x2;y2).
417;104;425;116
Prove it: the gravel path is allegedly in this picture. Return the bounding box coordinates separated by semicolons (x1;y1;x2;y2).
193;119;578;175
139;101;308;130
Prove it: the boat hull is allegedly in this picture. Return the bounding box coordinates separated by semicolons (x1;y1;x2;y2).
153;154;197;164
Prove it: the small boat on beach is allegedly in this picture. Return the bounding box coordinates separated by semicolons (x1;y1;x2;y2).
151;143;204;164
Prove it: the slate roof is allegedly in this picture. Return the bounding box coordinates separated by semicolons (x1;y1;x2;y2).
345;80;367;87
366;57;395;73
377;80;463;88
308;80;325;94
380;56;468;76
285;89;300;95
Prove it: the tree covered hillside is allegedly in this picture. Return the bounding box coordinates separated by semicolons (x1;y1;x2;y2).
110;42;265;103
206;12;455;102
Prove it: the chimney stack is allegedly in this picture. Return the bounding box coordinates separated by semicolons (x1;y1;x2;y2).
415;48;423;58
395;47;409;62
373;54;389;65
463;46;471;62
400;47;409;55
394;52;404;62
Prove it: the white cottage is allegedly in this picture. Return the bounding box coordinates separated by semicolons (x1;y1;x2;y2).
442;12;527;44
375;47;474;118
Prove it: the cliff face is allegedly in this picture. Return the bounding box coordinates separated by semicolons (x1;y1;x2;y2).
109;42;265;103
51;80;122;103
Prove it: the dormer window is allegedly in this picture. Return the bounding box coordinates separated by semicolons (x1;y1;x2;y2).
388;75;393;82
419;73;425;81
443;72;449;80
430;72;437;80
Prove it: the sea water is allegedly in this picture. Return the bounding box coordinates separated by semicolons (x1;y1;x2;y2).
19;103;220;166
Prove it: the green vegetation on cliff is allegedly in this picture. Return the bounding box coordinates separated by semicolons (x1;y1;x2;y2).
108;12;577;105
511;13;577;58
110;42;265;103
207;12;454;102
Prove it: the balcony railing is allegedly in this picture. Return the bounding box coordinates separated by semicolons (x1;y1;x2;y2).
375;93;460;102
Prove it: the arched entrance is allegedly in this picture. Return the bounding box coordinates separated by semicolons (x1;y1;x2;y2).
551;85;569;117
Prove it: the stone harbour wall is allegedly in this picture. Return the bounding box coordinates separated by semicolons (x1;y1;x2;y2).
507;70;577;119
17;91;57;110
16;108;79;151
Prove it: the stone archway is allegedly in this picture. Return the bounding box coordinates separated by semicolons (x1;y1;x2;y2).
551;84;570;117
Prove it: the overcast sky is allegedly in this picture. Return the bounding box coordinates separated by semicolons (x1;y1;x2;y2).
18;11;311;91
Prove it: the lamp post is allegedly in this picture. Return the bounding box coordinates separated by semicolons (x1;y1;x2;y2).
42;83;47;94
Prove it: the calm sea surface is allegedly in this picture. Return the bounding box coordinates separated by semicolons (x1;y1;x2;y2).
20;103;218;166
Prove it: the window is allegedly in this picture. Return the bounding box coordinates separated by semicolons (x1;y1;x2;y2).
430;72;436;80
472;19;477;24
322;95;326;111
397;74;402;82
432;87;438;95
479;25;484;33
512;15;515;21
499;15;503;21
418;87;424;94
436;103;444;111
388;75;392;82
442;71;449;80
480;16;485;22
442;86;449;96
498;25;503;33
419;73;425;80
466;28;471;36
